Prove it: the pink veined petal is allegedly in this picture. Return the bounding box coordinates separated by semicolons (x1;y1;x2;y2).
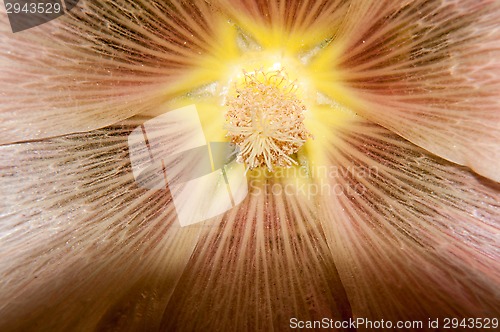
323;0;500;182
160;172;352;330
223;0;349;41
319;118;499;324
0;120;201;331
0;114;353;330
0;0;221;145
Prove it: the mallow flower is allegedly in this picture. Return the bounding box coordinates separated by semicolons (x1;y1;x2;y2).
0;0;499;330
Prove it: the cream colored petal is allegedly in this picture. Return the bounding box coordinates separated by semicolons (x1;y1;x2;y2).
0;0;222;144
0;120;201;331
315;0;500;181
318;118;499;323
160;172;352;330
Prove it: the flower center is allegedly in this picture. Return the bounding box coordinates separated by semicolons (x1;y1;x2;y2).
224;69;312;172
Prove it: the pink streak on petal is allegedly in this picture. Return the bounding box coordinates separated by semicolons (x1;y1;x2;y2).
161;173;352;330
0;1;221;144
320;118;499;323
332;0;500;181
0;119;201;330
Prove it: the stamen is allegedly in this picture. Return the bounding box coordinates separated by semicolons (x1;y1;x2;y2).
224;68;312;172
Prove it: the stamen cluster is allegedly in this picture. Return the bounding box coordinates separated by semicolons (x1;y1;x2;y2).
225;69;312;172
